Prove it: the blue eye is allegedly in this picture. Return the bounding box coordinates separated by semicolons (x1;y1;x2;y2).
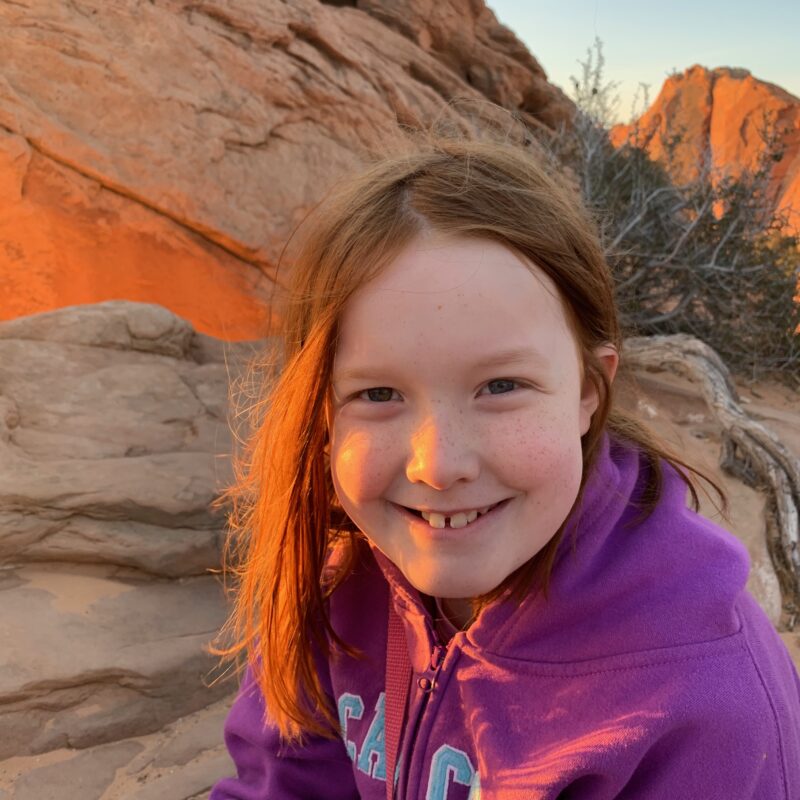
359;387;398;403
483;379;519;395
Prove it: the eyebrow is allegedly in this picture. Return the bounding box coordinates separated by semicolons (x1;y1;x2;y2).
333;346;550;383
471;346;550;371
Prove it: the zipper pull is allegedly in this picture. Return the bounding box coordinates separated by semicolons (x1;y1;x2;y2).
430;644;446;671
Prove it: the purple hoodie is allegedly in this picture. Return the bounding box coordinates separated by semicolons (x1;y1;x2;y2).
210;433;800;799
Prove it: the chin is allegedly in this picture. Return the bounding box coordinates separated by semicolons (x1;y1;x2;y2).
405;567;506;602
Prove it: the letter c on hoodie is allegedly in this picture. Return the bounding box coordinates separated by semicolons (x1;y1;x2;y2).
426;745;478;800
337;692;364;762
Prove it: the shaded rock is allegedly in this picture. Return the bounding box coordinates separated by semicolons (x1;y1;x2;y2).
615;367;793;628
0;302;258;759
0;301;256;574
0;696;234;799
4;517;221;579
0;301;197;358
6;740;145;800
0;564;228;759
0;1;573;338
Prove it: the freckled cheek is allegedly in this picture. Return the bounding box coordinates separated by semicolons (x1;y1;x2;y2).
330;427;399;505
487;409;584;491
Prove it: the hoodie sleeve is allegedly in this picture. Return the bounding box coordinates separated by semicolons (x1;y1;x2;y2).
610;725;787;800
576;644;798;800
209;663;359;800
547;696;794;800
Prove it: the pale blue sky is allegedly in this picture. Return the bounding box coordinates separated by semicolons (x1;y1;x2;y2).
487;1;800;123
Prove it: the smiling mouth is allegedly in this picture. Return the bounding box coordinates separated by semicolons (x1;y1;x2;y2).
399;499;508;529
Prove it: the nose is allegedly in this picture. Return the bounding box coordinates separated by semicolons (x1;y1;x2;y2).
405;410;480;490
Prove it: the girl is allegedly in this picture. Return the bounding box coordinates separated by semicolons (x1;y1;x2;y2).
210;137;800;799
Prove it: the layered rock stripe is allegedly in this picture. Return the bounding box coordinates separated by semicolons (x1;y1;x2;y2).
0;302;259;775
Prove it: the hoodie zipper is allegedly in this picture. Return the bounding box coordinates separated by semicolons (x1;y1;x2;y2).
396;638;450;798
422;643;447;690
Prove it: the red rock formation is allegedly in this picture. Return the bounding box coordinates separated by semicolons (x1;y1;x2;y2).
355;0;572;129
0;0;572;340
610;66;800;233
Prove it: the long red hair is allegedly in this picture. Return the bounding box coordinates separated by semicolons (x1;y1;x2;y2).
209;136;726;744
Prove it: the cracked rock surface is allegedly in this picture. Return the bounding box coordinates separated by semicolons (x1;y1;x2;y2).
0;301;257;793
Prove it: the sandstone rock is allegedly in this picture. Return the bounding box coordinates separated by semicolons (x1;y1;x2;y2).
0;696;234;799
610;65;800;233
0;563;229;760
0;302;253;574
0;1;573;339
615;368;789;626
4;741;146;800
355;0;572;128
0;301;197;357
0;302;256;760
0;127;277;341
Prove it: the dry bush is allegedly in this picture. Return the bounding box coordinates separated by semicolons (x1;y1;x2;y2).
537;40;799;386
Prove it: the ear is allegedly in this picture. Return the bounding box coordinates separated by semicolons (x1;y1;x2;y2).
579;343;619;435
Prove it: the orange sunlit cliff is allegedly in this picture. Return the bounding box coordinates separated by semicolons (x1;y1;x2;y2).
0;0;571;340
610;65;800;234
0;134;277;339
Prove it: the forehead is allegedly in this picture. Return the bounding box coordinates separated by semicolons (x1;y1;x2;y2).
334;235;580;376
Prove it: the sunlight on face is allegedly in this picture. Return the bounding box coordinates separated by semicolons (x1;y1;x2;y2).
328;234;609;609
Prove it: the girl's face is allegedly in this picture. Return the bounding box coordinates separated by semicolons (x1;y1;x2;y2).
328;234;617;608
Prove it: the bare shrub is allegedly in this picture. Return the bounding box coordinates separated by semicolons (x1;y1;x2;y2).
537;40;799;386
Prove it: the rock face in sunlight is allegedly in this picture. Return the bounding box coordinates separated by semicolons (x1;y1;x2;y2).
0;0;572;340
610;65;800;233
0;302;255;762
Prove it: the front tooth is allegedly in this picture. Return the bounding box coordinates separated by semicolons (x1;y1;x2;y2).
465;510;479;524
422;511;446;529
449;512;469;529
